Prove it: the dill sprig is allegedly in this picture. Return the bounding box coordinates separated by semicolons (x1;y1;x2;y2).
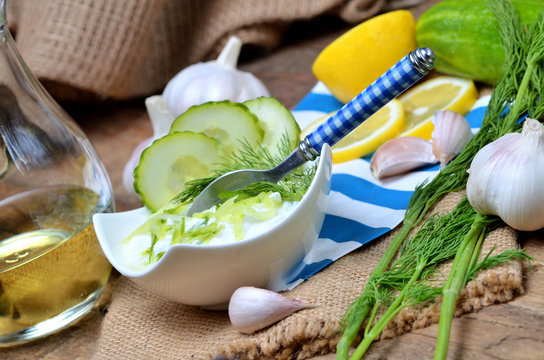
172;134;316;205
350;199;531;359
434;3;544;359
349;200;485;358
337;1;544;358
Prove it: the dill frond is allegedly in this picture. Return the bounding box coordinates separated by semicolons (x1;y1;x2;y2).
468;248;535;280
171;133;314;205
339;2;544;357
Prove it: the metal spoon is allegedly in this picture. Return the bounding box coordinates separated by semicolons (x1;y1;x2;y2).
187;47;435;216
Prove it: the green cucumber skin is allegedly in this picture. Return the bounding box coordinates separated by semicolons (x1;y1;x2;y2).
244;97;301;157
134;131;220;211
416;0;543;84
169;100;264;155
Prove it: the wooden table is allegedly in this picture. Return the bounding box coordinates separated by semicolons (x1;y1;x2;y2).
3;1;544;358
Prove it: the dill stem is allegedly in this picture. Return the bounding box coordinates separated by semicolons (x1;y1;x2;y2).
336;222;414;359
338;2;544;359
435;50;538;359
350;261;426;360
434;215;487;360
508;60;534;123
364;300;380;337
464;227;485;285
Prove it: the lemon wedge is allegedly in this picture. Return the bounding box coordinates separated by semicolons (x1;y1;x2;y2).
300;99;405;163
312;10;417;104
398;76;478;139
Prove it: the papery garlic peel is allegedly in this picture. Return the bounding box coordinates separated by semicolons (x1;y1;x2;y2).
431;110;473;168
122;96;175;198
370;136;438;179
228;286;318;334
467;118;544;231
162;36;269;117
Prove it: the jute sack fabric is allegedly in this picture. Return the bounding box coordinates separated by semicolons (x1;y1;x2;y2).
6;0;421;101
93;192;525;360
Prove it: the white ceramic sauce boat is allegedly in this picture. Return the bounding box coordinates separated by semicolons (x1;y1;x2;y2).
93;144;332;308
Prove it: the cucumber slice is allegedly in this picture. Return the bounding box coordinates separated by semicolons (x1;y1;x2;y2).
169;101;263;157
244;97;301;158
134;131;220;211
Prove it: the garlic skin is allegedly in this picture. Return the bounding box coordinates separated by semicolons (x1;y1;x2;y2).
370;136;439;179
162;36;270;117
122;96;175;197
228;286;318;334
467;118;544;231
145;95;176;139
122;137;153;197
431;110;473;168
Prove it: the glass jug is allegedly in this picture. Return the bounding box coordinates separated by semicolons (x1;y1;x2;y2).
0;0;113;345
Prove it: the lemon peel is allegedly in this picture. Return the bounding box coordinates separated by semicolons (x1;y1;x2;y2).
398;76;479;139
312;10;417;104
300;99;405;163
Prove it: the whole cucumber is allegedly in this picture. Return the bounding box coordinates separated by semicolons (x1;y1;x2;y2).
416;0;543;84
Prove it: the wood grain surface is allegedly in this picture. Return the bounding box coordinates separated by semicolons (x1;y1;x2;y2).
3;0;544;358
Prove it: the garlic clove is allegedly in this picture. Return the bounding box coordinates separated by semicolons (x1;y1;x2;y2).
122;95;176;199
228;286;318;334
467;118;544;231
370;136;439;179
144;95;175;139
431;110;473;168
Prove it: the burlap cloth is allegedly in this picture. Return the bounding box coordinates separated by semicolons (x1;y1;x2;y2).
5;1;524;357
7;0;423;101
93;192;524;359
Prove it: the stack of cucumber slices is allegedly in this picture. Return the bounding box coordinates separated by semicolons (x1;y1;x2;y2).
133;97;301;211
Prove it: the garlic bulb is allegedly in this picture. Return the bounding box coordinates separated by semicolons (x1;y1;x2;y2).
370;136;438;179
122;95;175;197
144;95;176;139
432;110;473;168
163;36;270;117
228;286;318;334
467;118;544;231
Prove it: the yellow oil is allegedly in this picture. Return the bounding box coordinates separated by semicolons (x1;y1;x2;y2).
0;187;112;336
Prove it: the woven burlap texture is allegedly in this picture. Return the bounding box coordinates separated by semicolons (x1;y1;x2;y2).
6;0;416;101
94;191;524;360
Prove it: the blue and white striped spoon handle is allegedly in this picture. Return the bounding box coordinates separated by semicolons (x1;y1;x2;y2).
300;47;435;159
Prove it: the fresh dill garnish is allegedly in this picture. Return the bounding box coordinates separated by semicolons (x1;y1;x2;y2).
171;133;316;205
337;1;544;358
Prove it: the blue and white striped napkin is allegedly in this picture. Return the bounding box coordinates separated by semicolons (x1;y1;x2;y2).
281;82;489;289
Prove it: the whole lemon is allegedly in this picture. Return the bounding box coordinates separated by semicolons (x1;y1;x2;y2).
312;10;417;104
